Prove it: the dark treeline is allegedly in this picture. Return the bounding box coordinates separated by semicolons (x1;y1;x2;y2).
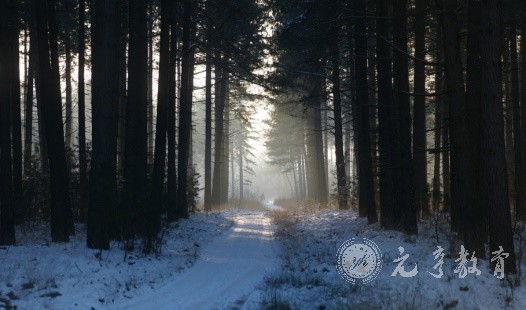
265;0;526;274
0;0;524;275
0;0;265;253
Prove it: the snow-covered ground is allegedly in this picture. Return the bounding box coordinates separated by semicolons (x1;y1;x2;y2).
262;210;526;309
0;212;248;309
5;205;526;309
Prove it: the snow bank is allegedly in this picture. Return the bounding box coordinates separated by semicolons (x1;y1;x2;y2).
263;210;526;309
0;212;233;309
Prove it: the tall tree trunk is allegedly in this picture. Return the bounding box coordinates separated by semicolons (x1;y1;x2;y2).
65;35;73;151
393;0;417;234
211;60;225;207
354;0;376;222
10;6;23;227
375;0;397;229
87;0;121;249
166;0;177;220
24;32;35;180
413;0;428;219
34;0;73;242
464;0;485;257
77;0;88;223
147;1;154;170
239;141;244;200
0;0;17;245
432;22;443;212
510;24;525;219
204;50;212;210
439;0;468;233
304;62;328;206
503;37;515;212
175;0;196;219
478;0;516;273
520;21;526;221
117;0;128;180
220;77;230;204
150;0;171;240
331;28;348;211
123;0;149;238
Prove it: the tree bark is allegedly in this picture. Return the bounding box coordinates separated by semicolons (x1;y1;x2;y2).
353;0;376;222
65;35;73;151
331;28;348;211
478;0;516;273
175;0;196;219
150;0;172;240
375;0;397;229
204;50;212;210
166;0;178;220
123;0;149;238
439;0;468;233
464;0;485;257
87;0;121;249
0;0;17;245
413;0;428;219
78;0;88;223
34;0;73;242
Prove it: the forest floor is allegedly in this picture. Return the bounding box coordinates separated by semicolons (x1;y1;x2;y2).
0;210;279;309
262;207;526;309
4;203;526;309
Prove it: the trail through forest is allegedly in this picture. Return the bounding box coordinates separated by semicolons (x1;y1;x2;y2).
120;211;279;309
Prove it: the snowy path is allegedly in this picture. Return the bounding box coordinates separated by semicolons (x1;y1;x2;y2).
120;211;278;310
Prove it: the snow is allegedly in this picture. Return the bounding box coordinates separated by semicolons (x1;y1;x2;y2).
0;212;240;309
118;211;279;309
262;210;526;309
4;206;526;309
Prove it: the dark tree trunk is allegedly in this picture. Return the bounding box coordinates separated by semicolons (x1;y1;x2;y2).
166;0;177;220
509;24;525;219
220;77;230;204
175;0;196;219
10;5;23;227
123;0;149;238
24;31;35;180
78;0;88;223
413;0;428;219
150;0;171;239
34;0;73;242
354;0;376;222
117;0;128;180
439;0;468;233
375;0;397;229
432;23;443;212
442;94;451;213
87;0;121;249
478;0;516;273
464;0;485;257
331;28;348;211
0;0;17;245
211;60;225;207
520;22;526;221
204;50;212;211
503;37;514;212
65;35;73;151
393;0;417;234
147;1;154;170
